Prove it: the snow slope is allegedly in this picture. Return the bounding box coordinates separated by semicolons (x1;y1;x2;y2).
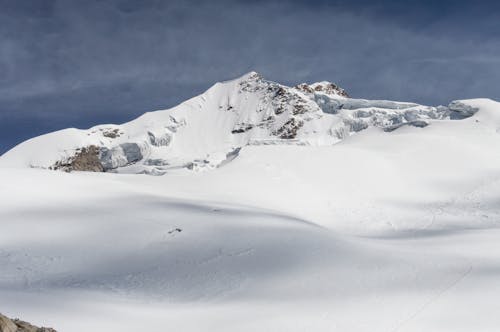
1;76;500;331
0;72;480;174
2;164;500;332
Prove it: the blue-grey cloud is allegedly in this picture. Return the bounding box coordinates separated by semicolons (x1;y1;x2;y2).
1;0;499;153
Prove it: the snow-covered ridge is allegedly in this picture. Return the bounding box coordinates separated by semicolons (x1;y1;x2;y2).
0;71;487;174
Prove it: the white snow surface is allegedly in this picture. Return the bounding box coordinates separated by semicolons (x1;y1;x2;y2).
0;72;478;174
1;75;500;331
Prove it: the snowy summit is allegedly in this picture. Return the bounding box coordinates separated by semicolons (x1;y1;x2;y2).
0;72;483;174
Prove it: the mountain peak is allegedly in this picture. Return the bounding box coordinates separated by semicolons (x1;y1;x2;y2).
295;81;349;98
233;71;262;83
0;72;484;175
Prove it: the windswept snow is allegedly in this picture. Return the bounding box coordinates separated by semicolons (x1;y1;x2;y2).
1;75;500;331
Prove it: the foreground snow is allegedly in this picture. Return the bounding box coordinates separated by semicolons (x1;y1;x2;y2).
1;168;500;332
2;97;500;331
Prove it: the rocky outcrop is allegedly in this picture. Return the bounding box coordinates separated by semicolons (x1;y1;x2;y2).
51;145;104;172
231;123;254;134
273;118;304;139
50;142;144;172
295;82;349;97
0;313;56;332
102;128;121;138
0;314;17;332
311;82;349;97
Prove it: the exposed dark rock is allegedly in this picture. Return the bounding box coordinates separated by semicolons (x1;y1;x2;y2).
168;228;182;234
102;128;120;138
52;142;144;173
231;124;254;134
0;313;57;332
0;314;16;332
273;118;304;139
51;145;104;172
295;82;349;97
275;87;287;97
292;104;307;115
313;82;349;97
294;83;314;94
274;105;285;115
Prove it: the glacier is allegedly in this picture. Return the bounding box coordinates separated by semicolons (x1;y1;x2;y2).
0;72;480;175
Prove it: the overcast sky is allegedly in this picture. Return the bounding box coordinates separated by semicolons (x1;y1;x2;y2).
1;0;499;153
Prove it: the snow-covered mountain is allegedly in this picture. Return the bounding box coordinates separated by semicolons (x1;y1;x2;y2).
2;72;500;331
0;72;481;174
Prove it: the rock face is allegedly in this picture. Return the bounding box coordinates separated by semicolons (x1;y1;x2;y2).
0;314;56;332
51;145;104;172
0;71;482;175
49;142;145;173
0;314;17;332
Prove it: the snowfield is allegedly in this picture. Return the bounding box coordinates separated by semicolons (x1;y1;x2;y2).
1;74;500;331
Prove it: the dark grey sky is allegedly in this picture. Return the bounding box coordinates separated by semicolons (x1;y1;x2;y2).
1;0;500;153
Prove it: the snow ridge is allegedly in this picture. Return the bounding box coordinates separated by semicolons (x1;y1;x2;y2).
0;72;483;174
